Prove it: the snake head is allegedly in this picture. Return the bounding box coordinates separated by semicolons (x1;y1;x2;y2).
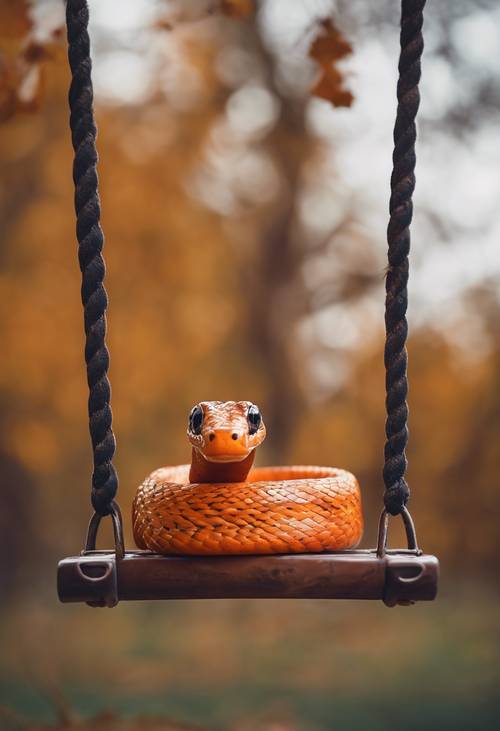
187;400;266;463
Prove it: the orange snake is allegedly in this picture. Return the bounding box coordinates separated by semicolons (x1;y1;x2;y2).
133;401;363;555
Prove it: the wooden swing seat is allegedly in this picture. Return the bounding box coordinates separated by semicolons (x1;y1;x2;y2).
57;549;438;607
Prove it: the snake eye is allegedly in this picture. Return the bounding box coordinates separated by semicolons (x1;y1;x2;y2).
247;404;261;435
189;405;204;436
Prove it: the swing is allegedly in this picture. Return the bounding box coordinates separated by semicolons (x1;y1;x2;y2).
57;0;438;608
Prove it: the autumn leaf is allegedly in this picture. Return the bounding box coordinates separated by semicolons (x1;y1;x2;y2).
0;43;51;121
0;8;58;124
155;0;254;31
308;18;353;108
221;0;254;17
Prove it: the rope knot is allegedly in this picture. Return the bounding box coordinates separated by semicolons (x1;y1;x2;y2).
384;478;410;516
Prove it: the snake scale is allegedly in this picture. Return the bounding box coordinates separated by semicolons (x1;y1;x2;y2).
133;401;363;555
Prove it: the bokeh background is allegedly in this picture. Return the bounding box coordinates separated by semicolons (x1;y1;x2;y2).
1;1;499;729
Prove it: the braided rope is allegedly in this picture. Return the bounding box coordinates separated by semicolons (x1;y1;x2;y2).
383;0;425;516
66;0;118;515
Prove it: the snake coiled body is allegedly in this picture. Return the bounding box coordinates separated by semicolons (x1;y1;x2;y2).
133;401;363;555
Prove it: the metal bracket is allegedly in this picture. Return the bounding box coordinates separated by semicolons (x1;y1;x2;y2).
377;506;420;557
84;500;125;559
375;506;438;606
66;500;125;607
58;553;119;608
383;552;439;606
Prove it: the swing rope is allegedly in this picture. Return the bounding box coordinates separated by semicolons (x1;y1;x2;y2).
66;0;118;516
383;0;425;516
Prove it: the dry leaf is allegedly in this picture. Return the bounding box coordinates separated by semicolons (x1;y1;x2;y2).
221;0;254;17
0;19;58;122
154;0;253;31
0;45;49;121
308;18;353;108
